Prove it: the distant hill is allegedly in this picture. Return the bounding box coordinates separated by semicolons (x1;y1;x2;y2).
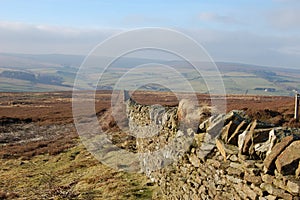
0;53;299;95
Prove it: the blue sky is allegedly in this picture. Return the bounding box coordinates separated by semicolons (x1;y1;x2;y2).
0;0;280;29
0;0;299;68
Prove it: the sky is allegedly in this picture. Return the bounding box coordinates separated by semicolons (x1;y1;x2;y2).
0;0;299;68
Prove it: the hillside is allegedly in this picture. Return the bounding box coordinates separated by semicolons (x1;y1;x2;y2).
0;53;300;95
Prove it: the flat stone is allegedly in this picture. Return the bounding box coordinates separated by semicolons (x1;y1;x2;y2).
275;140;300;175
238;123;251;151
220;120;233;142
265;195;277;200
199;119;209;132
264;135;295;174
206;159;221;168
216;138;226;161
252;128;273;144
242;120;257;155
227;167;244;177
197;143;215;161
286;179;300;195
242;184;257;200
226;175;243;184
206;114;225;139
188;154;200;167
230;162;243;170
251;183;264;196
224;110;245;125
296;161;300;178
244;172;262;185
228;120;247;145
261;174;274;184
273;178;287;190
234;183;248;199
260;183;293;200
229;154;238;162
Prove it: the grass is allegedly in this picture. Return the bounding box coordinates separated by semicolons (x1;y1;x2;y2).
0;143;158;199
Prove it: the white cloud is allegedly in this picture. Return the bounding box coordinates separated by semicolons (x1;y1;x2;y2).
0;21;299;68
267;8;300;31
198;12;239;24
273;46;300;56
0;21;122;54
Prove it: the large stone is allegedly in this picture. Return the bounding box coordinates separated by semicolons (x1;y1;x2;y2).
252;128;272;144
177;99;211;129
264;135;295;173
275;140;300;175
224;110;245;125
260;183;293;200
254;129;277;159
206;114;225;140
197;143;216;161
238;123;252;151
228;120;248;145
242;120;257;155
286;179;300;195
242;184;257;200
220;120;236;142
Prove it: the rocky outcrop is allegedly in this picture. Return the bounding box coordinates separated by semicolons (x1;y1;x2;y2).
126;98;300;199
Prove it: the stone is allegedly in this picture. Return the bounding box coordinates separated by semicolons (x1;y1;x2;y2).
286;179;300;195
189;154;200;167
230;162;243;170
227;167;244;177
228;120;247;145
252;128;273;144
244;172;262;185
193;133;205;147
273;178;287;190
265;195;277;200
234;183;248;199
216;138;226;161
229;154;238;162
265;129;278;156
224;110;245;125
242;184;257;200
220;120;232;142
238;123;252;151
222;117;243;143
251;183;264;196
242;120;257;154
226;175;243;184
206;114;225;140
239;159;256;168
254;129;277;159
275;140;300;175
260;183;293;200
261;174;274;184
296;161;300;178
264;135;295;174
206;159;221;168
197;143;216;161
199;119;209;133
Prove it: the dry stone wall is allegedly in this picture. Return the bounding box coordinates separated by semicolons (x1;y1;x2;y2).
126;98;300;199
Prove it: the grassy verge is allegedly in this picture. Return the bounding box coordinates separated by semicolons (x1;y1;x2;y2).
0;143;158;199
